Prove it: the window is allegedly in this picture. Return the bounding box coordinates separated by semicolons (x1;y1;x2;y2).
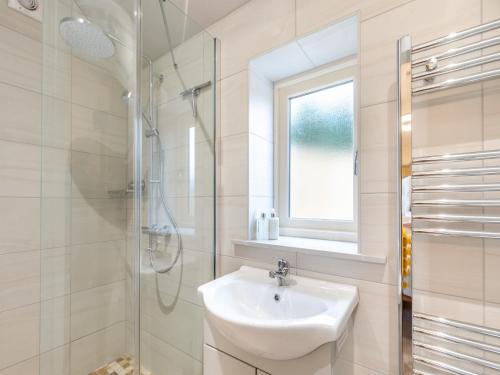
276;65;358;239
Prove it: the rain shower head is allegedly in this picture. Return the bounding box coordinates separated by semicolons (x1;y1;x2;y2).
59;17;115;59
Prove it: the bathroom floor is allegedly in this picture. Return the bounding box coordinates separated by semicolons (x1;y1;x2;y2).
89;354;153;375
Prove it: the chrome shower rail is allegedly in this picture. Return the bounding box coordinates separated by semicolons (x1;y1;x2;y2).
412;18;500;53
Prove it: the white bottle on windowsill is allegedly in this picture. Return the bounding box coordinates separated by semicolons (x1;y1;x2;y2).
256;211;269;240
268;209;279;240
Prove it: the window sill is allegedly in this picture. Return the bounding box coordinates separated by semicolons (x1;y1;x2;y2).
232;236;386;265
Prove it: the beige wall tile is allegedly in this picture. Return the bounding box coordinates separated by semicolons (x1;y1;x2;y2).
39;344;70;375
72;57;127;118
0;82;41;145
71;240;126;293
71;104;128;158
485;247;500;304
0;303;40;369
140;330;202;375
41;198;71;250
0;197;40;254
297;270;399;374
0;250;40;312
413;236;483;300
71;151;126;199
141;287;204;361
42;96;71;150
207;0;295;79
42;0;73;52
217;196;248;255
70;322;125;375
41;247;70;300
40;295;70;352
296;0;411;36
360;0;481;107
71;198;126;245
0;1;41;41
0;140;40;197
220;70;249;138
42;45;71;100
70;281;125;340
220;134;248;196
42;147;71;198
0;357;38;375
360;101;396;193
0;24;42;92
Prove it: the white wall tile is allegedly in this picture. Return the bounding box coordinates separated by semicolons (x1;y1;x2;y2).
41;198;71;250
0;82;41;145
39;344;70;375
0;357;38;375
42;96;71;150
249;134;273;197
217;196;248;255
248;70;273;142
0;0;41;41
42;45;71;101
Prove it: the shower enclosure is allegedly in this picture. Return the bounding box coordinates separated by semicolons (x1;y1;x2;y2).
22;0;216;374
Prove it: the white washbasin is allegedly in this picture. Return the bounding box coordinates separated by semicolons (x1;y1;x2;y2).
198;266;359;360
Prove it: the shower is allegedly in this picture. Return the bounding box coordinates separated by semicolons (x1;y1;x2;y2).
59;14;185;274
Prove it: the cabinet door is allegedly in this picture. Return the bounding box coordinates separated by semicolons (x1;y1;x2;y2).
203;345;255;375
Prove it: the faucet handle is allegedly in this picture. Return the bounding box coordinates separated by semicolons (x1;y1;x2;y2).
277;258;289;270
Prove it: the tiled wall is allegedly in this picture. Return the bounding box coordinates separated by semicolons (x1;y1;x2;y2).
0;1;129;374
209;0;500;373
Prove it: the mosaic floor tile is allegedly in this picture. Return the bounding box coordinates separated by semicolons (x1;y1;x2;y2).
89;354;152;375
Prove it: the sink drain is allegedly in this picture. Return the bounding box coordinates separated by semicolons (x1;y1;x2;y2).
274;293;280;302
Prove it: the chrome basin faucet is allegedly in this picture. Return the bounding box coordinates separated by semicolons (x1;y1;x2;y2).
269;259;290;286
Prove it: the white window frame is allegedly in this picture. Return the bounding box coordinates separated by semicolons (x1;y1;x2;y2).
274;62;359;241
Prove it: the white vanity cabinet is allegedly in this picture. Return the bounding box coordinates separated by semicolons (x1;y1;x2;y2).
203;344;269;375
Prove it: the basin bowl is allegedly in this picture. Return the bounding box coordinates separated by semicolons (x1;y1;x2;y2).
198;266;359;360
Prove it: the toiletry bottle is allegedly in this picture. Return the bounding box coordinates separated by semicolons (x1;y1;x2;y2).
268;209;279;240
256;211;269;240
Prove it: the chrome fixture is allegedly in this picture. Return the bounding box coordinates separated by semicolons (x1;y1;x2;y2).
59;17;116;59
180;81;212;118
397;18;500;374
269;259;290;287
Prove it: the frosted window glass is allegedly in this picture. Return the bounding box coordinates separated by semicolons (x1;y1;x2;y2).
289;81;354;221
